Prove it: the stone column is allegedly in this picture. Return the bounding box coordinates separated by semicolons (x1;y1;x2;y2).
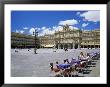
58;44;59;49
72;43;74;49
70;43;72;49
62;44;64;49
59;44;61;49
83;45;84;48
94;41;95;48
78;44;80;49
69;44;71;49
67;44;69;49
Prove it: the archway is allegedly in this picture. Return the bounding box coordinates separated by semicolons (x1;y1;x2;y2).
74;43;78;49
60;44;63;49
64;44;68;49
55;44;58;49
70;43;73;49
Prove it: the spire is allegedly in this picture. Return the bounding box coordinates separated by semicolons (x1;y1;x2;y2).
63;24;69;31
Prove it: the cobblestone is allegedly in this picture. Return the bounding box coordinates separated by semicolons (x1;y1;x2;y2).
11;48;100;77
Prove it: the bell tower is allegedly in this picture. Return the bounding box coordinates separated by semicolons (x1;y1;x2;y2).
63;24;69;31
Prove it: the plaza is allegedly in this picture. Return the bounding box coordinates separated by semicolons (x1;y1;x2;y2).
11;48;100;77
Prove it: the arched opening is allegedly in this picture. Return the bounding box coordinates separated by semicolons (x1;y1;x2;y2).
55;44;58;49
60;44;63;49
74;43;78;49
70;44;73;49
88;45;90;49
81;45;83;48
91;45;94;48
64;44;68;49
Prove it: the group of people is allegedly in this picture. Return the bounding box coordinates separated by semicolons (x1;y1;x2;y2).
14;48;31;52
50;51;100;77
53;48;68;52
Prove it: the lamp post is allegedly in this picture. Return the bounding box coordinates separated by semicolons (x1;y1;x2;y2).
94;31;95;48
33;29;38;54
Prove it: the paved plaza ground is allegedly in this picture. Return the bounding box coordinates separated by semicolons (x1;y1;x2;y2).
11;48;100;77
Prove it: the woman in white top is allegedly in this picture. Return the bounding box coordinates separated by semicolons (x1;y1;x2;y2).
79;52;86;60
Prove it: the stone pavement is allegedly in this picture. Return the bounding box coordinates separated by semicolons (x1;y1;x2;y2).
84;59;100;77
11;48;100;77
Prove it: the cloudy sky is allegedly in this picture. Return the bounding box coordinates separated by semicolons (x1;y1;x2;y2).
11;11;100;36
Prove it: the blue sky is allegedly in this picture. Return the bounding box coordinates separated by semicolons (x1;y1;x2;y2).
11;11;100;36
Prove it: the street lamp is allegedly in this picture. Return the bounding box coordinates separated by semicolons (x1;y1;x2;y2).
33;29;38;54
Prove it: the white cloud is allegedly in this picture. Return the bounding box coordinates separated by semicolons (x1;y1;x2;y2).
80;11;100;22
41;26;46;30
39;28;54;36
69;26;74;29
37;28;41;31
59;19;78;25
28;27;51;36
69;26;79;30
15;30;19;33
20;30;24;34
29;28;35;35
38;26;63;36
38;25;80;36
52;26;57;29
82;23;89;27
54;26;63;31
73;27;79;30
76;12;80;15
15;29;24;34
35;27;37;29
23;27;28;30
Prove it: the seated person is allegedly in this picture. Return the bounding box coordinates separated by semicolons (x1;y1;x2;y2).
56;61;60;69
70;58;80;65
78;52;89;66
79;52;87;61
56;61;70;69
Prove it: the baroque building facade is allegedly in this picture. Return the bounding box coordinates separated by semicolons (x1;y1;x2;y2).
11;25;100;49
81;29;100;48
54;25;82;49
39;24;100;49
39;34;55;48
11;32;40;48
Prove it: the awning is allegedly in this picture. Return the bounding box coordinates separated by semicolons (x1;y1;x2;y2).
44;45;54;47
